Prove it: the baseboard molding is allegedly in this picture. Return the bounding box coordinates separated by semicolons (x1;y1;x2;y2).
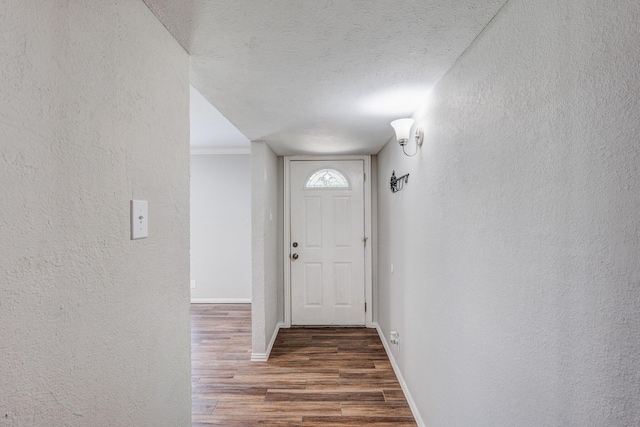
250;352;268;362
251;322;283;362
374;323;426;427
190;298;252;304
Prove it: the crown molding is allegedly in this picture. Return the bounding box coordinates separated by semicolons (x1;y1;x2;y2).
190;146;251;155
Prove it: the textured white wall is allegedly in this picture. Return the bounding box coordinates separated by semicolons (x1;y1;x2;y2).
377;0;640;426
190;154;251;302
0;2;191;426
251;142;281;357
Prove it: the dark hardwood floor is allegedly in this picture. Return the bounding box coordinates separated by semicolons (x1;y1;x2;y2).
191;304;417;426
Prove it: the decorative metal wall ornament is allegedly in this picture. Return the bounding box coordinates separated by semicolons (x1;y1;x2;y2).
390;170;409;193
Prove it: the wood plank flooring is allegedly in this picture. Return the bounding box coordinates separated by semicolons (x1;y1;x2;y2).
191;304;417;426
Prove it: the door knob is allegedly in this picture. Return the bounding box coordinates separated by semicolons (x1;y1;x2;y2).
291;253;299;260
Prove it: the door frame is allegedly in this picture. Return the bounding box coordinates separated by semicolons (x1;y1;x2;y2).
284;155;373;328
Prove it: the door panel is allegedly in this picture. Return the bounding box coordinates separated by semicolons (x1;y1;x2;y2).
334;263;352;305
304;197;323;247
333;197;351;247
304;263;323;306
290;160;365;326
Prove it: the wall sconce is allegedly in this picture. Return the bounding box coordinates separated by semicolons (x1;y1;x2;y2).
390;118;423;157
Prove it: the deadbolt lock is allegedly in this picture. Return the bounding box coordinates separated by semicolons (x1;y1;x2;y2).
292;242;298;248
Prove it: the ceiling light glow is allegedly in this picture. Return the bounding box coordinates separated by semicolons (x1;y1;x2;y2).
359;86;432;116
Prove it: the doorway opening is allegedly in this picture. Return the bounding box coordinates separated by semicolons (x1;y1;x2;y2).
284;156;373;328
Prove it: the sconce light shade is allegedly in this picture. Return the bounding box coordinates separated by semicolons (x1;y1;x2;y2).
390;118;414;146
391;118;424;157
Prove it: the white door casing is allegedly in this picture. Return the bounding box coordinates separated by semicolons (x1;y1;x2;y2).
288;159;367;326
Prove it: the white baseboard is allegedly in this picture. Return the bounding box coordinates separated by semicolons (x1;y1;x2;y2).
374;323;426;427
251;322;283;362
190;298;252;304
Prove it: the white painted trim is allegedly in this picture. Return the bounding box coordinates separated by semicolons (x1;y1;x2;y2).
251;322;283;361
374;323;426;427
190;147;251;155
363;155;373;328
190;298;252;304
283;155;373;328
283;159;292;327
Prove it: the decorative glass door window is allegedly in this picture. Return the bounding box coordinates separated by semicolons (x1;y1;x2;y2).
305;169;350;189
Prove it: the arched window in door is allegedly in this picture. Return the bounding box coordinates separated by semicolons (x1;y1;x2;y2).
305;168;350;189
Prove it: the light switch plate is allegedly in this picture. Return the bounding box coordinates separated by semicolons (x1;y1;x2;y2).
130;200;148;240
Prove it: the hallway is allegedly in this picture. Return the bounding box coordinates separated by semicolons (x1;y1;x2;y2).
191;304;417;426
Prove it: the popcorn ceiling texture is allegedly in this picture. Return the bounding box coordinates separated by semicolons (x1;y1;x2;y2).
0;1;191;426
143;0;509;155
377;0;640;426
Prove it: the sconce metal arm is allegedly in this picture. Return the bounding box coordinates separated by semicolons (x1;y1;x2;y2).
399;127;424;157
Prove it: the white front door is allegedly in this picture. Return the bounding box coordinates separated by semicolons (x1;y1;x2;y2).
289;160;365;326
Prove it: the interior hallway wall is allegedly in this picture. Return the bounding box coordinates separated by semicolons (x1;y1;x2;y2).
0;1;191;425
190;154;251;302
251;142;282;358
376;1;640;426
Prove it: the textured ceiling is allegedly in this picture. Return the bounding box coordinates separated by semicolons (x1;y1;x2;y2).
144;0;508;155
